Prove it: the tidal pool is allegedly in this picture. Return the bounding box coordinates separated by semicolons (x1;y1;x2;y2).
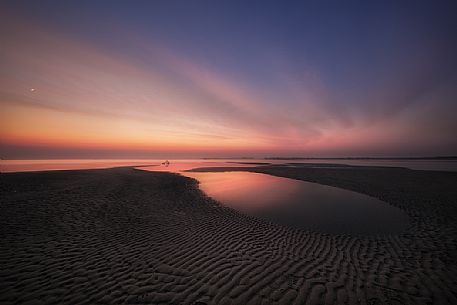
139;161;409;235
184;171;409;235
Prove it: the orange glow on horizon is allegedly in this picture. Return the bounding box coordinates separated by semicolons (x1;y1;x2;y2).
0;102;273;152
1;10;455;159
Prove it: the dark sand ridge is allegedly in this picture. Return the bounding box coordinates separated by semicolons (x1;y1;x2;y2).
1;165;456;304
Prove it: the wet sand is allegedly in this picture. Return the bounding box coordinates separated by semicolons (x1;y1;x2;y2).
1;166;457;304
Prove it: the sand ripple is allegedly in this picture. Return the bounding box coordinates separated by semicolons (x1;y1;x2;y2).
1;167;456;304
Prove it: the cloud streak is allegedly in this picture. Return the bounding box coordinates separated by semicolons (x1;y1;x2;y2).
1;5;456;158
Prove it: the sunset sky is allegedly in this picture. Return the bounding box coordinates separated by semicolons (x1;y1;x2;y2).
1;1;456;159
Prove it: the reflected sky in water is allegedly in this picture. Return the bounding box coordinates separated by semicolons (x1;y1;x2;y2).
141;161;410;235
2;158;411;234
184;171;409;235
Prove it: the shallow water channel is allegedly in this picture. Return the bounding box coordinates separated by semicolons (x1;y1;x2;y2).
142;161;409;235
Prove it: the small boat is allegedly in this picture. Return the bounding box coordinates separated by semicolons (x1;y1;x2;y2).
162;160;170;167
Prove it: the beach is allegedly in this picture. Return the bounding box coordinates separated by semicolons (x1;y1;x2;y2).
1;166;457;305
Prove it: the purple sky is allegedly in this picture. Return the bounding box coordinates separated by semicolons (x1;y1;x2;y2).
1;1;456;158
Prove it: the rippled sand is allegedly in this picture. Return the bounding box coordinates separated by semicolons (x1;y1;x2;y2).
1;166;456;304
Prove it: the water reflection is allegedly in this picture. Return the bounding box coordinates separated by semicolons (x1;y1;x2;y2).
184;171;409;235
0;159;159;173
2;158;409;234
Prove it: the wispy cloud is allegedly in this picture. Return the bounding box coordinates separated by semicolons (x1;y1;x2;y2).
1;7;456;158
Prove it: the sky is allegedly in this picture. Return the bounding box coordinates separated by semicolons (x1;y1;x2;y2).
1;0;456;159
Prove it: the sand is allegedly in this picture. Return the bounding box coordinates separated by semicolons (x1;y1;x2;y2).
1;165;456;304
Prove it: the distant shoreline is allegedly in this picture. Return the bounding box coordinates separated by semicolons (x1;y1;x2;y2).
203;156;457;160
2;156;456;161
263;156;457;160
